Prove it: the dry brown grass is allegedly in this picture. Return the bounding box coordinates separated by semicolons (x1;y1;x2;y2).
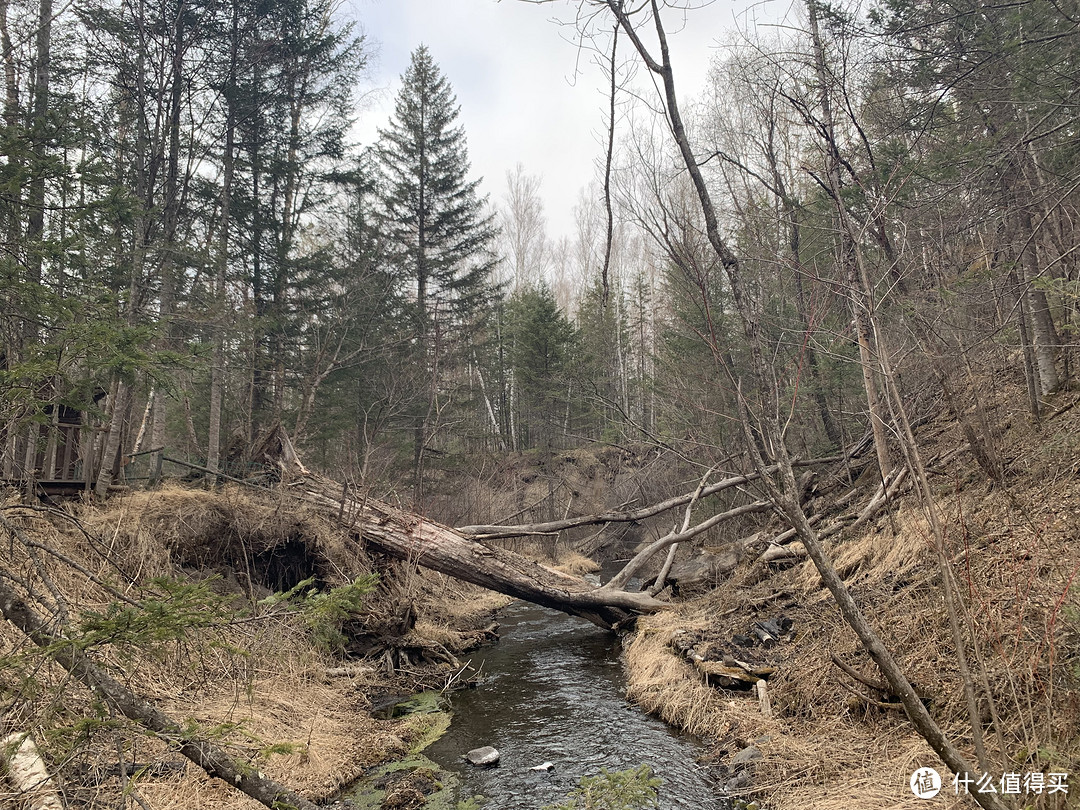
619;381;1080;810
404;568;512;627
0;486;489;810
552;549;602;576
74;484;367;587
623;593;1013;808
624;608;736;739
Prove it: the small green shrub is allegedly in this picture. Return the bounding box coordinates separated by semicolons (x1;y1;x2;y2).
260;574;379;654
72;576;235;657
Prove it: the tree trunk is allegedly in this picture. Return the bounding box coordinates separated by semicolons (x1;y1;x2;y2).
24;0;51;299
150;1;187;480
207;0;239;474
768;136;840;447
1018;208;1059;395
1009;269;1042;419
288;467;664;629
94;381;130;497
0;732;64;810
805;0;892;477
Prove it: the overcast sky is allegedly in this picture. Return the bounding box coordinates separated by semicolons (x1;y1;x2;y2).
345;0;782;241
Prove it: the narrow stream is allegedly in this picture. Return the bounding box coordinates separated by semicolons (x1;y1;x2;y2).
426;600;727;808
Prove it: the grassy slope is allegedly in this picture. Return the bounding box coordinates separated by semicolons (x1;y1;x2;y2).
623;384;1080;810
0;485;505;809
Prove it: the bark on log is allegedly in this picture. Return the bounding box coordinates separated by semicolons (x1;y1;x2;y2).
1;732;64;810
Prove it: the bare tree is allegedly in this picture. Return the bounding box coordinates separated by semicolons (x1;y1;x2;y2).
520;3;1009;805
499;163;551;291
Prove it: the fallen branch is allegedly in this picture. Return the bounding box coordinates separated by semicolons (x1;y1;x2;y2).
755;467;909;566
1048;396;1079;420
756;679;772;719
0;579;321;810
758;542;806;564
849;466;908;532
650;466;714;597
648;541;679;597
456;457;837;539
836;679;904;711
829;651;890;693
603;501;770;592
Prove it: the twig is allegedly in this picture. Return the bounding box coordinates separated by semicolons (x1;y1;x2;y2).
441;660;477;694
1047;397;1078;420
836;678;904;711
829;651;890;692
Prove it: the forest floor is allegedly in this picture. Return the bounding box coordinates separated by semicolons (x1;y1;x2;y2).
0;484;523;810
3;383;1079;810
621;384;1080;810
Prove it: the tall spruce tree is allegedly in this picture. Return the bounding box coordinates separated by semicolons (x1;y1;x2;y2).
375;45;498;497
377;45;497;328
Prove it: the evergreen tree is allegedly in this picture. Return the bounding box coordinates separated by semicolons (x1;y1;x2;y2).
376;45;498;328
575;278;629;442
504;283;576;449
374;45;498;496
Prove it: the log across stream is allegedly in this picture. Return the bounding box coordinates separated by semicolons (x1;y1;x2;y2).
425;599;728;808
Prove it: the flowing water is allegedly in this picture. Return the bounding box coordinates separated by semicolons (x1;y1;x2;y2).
425;600;728;809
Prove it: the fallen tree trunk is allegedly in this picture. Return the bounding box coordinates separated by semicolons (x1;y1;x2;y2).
1;732;64;810
456;456;838;539
286;470;667;629
263;426;797;629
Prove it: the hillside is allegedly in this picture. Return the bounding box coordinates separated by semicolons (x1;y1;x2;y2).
0;484;509;809
621;381;1080;810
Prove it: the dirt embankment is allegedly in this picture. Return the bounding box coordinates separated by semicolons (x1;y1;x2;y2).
0;485;507;810
621;385;1080;810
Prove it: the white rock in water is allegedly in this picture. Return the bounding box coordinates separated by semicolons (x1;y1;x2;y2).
529;761;555;772
466;746;500;767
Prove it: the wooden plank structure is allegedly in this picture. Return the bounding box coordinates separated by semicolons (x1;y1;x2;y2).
1;403;99;498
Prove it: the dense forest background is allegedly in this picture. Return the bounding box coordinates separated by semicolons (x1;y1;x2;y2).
1;0;1077;515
